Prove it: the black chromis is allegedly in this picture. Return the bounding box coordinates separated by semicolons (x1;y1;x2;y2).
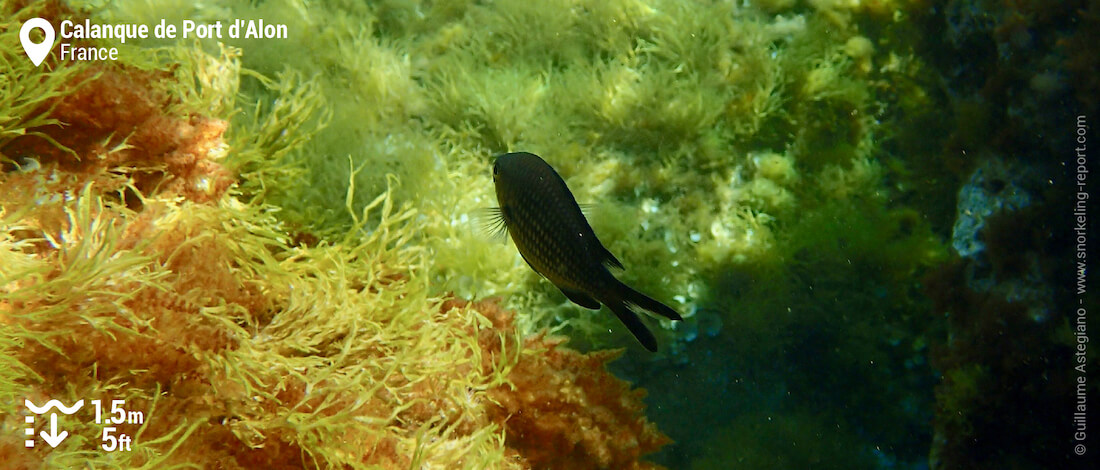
490;152;682;351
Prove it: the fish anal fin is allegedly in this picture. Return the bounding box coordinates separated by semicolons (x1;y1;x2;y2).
560;287;601;310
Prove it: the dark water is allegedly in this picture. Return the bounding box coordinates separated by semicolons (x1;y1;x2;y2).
599;1;1100;469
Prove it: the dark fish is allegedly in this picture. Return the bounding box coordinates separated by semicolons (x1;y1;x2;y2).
490;151;682;351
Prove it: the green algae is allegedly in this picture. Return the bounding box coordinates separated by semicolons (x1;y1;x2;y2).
0;5;87;161
117;0;924;347
0;3;521;466
5;0;962;466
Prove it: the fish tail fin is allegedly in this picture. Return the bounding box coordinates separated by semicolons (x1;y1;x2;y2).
616;282;683;322
603;282;682;352
605;298;658;352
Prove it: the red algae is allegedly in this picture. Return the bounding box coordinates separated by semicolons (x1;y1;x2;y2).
4;66;232;203
447;298;671;470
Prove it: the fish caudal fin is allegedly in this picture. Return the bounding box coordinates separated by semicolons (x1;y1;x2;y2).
607;301;658;352
604;282;682;352
618;283;683;322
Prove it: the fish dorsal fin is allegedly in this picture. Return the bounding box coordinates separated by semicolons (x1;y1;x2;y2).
600;245;624;270
573;202;620;269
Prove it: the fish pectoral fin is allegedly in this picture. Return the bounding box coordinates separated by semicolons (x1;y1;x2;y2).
559;287;602;310
473;207;509;241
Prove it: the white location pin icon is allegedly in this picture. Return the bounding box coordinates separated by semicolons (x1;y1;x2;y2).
20;18;55;67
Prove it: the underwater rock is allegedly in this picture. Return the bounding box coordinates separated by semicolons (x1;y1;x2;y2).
951;157;1031;259
950;156;1052;321
929;152;1079;469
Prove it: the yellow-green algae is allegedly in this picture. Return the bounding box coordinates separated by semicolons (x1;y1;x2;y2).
0;179;521;468
1;2;671;467
86;0;934;350
4;0;954;466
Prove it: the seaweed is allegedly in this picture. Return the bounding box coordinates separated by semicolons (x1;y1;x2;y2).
0;3;670;468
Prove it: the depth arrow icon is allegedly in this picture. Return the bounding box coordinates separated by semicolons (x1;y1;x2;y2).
40;413;67;448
